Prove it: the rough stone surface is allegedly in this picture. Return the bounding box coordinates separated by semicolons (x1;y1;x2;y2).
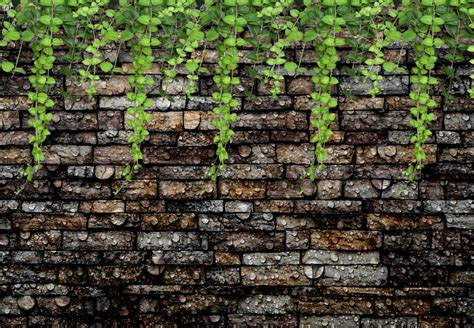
0;43;471;326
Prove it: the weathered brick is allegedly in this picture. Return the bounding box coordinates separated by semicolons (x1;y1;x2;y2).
229;314;297;326
219;180;266;199
254;200;294;213
344;180;380;198
276;143;313;164
356;145;437;164
299;297;374;315
88;213;139;229
310;230;382;250
286;230;310;249
167;200;224;213
22;201;79;213
361;317;417;328
340;97;384;111
238;295;293;314
209;232;285;251
439;147;474;162
88;265;143;285
267;179;315;198
199;213;274;231
295;201;362;214
375;299;430;315
367;214;443;230
229;144;276;164
340;76;409;95
444;112;473;130
389;267;449;287
424;200;473;214
383;232;430;250
341;110;412;130
67;76;131;96
63;231;134;250
159;180;216;199
236;111;307;130
144;146;215;165
315;265;388;286
79;200;125;213
126;200;166;213
446;214;473;229
141;213;197;230
301;316;360;328
302;250;380;265
242;252;300;266
0;147;31;164
317;180;343;199
241;266;311;286
221;164;284;179
19;231;61;249
366;200;423;213
381;251;466;266
151;251;213;265
94;145;132;164
137;232;202;250
12;214;87;231
206;267;241;285
0;111;20;130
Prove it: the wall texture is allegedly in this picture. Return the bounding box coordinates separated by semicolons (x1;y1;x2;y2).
0;46;473;327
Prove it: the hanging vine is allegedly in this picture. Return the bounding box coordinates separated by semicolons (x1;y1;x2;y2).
207;0;244;180
400;0;442;181
113;0;157;188
306;0;344;181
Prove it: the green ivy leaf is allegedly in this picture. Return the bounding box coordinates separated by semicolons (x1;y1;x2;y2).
284;61;298;73
100;61;113;72
383;62;397;72
1;61;14;73
287;30;303;41
403;29;417;41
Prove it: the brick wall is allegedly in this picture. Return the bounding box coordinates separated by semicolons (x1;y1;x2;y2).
0;46;473;327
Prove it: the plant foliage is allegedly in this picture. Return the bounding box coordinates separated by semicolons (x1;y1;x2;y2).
1;0;472;188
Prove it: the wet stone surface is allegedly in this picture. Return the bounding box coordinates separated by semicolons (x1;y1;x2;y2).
0;44;471;326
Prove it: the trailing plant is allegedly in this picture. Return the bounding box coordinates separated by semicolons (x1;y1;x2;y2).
159;1;203;97
73;0;117;98
399;0;442;181
359;0;403;97
113;0;157;187
1;0;67;181
305;0;345;181
262;0;297;97
207;0;245;180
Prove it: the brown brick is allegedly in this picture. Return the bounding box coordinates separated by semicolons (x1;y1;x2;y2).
310;230;382;250
219;180;266;199
299;297;374;315
67;76;131;96
159;180;216;199
241;266;310;286
80;200;125;213
367;214;444;230
375;299;430;315
141;213;197;230
94;146;132;164
12;214;87;231
356;145;437;164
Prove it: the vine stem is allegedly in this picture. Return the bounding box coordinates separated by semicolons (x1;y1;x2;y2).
11;40;22;77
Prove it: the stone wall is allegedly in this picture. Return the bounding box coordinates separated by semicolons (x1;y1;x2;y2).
0;46;473;327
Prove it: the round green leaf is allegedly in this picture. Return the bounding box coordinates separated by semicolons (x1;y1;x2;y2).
1;61;14;73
